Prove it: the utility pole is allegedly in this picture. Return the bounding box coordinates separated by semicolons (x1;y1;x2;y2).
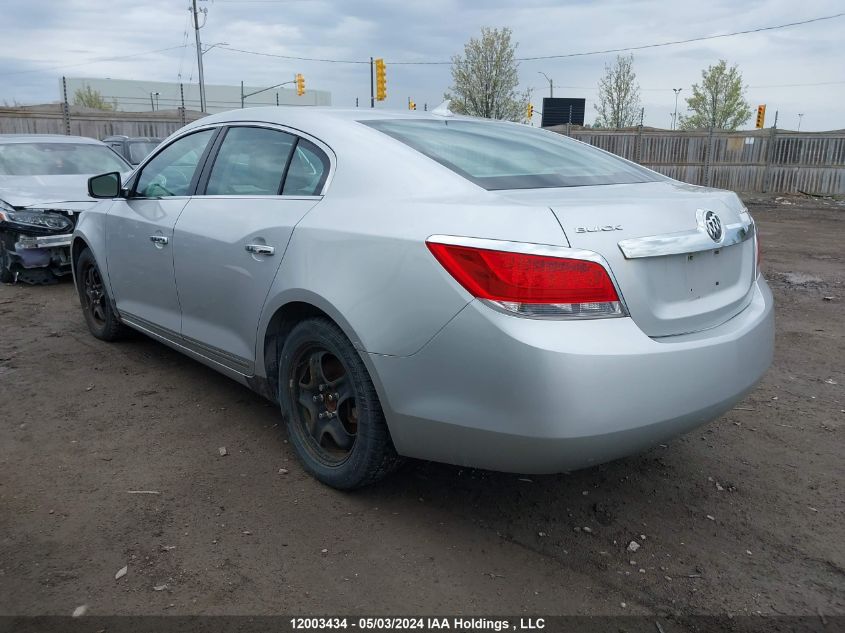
369;57;374;108
191;0;207;113
672;88;682;130
538;71;553;98
179;83;186;125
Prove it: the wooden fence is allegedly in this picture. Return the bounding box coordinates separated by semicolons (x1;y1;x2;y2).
0;104;204;139
554;127;845;195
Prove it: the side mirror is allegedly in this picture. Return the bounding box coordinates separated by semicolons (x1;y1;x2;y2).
88;172;122;199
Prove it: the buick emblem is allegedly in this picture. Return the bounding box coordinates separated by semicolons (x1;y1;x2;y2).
704;210;722;242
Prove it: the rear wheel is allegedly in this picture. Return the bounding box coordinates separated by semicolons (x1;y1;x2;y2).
278;317;400;489
76;248;126;341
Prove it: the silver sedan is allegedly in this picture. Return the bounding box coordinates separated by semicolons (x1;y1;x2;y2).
73;107;774;489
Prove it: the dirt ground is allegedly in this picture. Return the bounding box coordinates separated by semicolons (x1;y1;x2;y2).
0;195;842;624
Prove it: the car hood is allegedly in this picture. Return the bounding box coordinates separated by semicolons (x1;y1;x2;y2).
0;174;100;209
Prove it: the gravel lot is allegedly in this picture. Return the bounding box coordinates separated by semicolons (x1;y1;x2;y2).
1;196;842;623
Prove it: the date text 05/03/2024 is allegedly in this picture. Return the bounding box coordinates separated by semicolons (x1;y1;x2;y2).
289;617;547;630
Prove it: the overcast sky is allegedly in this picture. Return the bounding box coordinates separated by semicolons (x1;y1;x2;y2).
0;0;843;130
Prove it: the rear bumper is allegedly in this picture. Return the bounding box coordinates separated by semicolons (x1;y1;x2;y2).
369;276;774;473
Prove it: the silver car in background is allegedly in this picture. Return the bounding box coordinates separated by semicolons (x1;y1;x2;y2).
0;134;131;284
73;107;773;489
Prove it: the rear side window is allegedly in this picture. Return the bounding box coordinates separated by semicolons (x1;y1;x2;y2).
363;119;660;190
282;139;330;196
206;127;296;195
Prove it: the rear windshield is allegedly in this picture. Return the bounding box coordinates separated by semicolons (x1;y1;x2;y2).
0;142;129;176
363;119;660;190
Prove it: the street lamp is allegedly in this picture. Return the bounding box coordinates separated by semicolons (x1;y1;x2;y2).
241;78;297;108
797;113;804;132
149;91;160;112
672;88;683;130
538;71;553;99
202;42;228;55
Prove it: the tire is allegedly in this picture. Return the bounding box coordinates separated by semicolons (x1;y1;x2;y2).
278;317;401;489
0;238;14;284
75;248;126;341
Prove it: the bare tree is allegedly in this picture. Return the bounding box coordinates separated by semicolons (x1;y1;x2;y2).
594;54;641;129
680;60;751;131
73;85;115;111
445;27;531;122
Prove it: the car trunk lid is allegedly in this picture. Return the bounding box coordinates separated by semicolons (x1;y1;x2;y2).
497;181;757;337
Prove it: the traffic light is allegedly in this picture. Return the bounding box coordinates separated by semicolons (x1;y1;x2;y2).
526;103;534;120
296;73;305;96
375;58;386;101
408;99;416;110
755;104;766;129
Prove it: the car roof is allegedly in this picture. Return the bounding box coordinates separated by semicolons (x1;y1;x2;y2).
0;134;106;145
181;106;494;145
102;135;161;142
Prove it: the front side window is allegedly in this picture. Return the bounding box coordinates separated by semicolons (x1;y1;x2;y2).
206;127;295;196
135;129;215;198
282;139;330;196
363;119;661;190
0;142;129;176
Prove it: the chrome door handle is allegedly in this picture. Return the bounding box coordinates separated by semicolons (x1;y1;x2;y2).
149;235;169;246
245;244;275;256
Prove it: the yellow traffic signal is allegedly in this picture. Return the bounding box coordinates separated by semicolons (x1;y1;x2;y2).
296;73;305;96
375;58;386;101
755;104;766;129
408;99;416;110
526;103;534;120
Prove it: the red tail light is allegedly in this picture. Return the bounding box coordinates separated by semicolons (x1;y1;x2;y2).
426;239;625;319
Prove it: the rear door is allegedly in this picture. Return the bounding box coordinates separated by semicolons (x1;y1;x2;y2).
172;126;330;373
106;128;217;333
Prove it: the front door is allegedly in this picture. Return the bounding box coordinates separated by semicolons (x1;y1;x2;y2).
106;128;216;334
173;126;329;372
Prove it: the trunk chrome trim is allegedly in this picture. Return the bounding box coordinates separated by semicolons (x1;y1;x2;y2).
617;211;754;260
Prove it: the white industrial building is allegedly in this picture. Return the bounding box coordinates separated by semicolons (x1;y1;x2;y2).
63;77;331;113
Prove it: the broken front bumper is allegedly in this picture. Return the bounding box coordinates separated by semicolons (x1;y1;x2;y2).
15;233;73;250
2;232;73;284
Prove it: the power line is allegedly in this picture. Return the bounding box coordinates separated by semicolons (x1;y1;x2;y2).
220;46;369;64
219;12;844;65
516;12;845;61
530;80;845;92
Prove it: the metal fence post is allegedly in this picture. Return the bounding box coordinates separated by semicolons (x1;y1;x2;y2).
179;83;186;126
61;76;71;135
704;126;714;187
762;126;778;193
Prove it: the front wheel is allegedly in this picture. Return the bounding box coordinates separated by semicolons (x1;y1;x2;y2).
75;248;126;341
278;317;401;489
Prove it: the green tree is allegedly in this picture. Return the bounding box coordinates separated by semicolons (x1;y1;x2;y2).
594;54;641;129
680;60;751;130
72;85;115;111
444;27;531;122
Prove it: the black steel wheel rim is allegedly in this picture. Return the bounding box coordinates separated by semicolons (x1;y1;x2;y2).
289;344;358;464
83;263;107;327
